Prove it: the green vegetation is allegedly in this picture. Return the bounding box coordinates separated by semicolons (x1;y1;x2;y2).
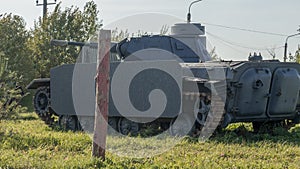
0;0;99;85
1;113;300;168
27;1;100;78
0;52;26;120
0;52;7;78
0;1;99;118
293;46;300;63
0;13;34;86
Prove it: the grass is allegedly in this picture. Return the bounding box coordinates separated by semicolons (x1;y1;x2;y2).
1;113;300;168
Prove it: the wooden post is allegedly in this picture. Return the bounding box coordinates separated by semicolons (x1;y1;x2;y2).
92;30;111;159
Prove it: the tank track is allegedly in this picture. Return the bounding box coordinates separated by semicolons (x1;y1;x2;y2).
198;93;225;139
183;82;226;139
33;87;55;125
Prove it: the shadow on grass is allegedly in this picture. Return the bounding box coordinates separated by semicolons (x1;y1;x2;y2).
180;123;300;146
47;122;300;145
46;123;68;132
17;113;38;121
19;114;300;146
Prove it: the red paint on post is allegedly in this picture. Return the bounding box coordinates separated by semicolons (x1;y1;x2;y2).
92;30;111;159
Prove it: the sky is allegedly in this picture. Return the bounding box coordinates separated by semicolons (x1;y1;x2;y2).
1;0;300;61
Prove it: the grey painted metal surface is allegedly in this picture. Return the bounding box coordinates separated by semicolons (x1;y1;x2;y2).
26;78;50;90
50;64;75;116
26;22;300;132
182;60;300;124
28;52;300;130
268;68;300;117
51;61;183;119
234;67;271;117
109;61;182;119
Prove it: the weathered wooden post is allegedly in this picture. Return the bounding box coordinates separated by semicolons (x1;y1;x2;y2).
92;30;111;159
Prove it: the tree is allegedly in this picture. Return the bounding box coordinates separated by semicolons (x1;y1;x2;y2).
267;46;277;60
111;28;129;42
210;47;221;61
160;25;169;35
293;27;300;63
0;52;8;79
0;14;30;118
0;52;25;119
28;1;100;78
0;14;34;86
287;45;300;63
294;45;300;63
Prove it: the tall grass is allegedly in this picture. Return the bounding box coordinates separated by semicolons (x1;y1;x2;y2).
1;113;300;168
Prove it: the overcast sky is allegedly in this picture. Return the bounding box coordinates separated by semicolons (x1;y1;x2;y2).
1;0;300;60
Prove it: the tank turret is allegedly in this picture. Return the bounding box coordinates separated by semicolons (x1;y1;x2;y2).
170;23;209;61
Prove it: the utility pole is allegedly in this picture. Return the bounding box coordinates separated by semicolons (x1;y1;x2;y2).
284;32;300;62
36;0;57;19
187;0;203;23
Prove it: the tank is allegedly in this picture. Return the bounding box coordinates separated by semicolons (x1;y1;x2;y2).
26;21;300;136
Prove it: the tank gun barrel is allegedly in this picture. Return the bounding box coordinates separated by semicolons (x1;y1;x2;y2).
50;39;98;48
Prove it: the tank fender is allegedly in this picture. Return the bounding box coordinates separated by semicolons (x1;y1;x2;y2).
26;78;50;90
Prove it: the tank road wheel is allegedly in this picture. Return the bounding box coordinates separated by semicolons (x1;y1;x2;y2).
195;98;211;127
108;117;119;134
191;93;213;136
33;87;54;124
34;87;50;115
169;117;194;136
59;115;78;131
160;122;170;131
118;118;140;136
39;112;55;125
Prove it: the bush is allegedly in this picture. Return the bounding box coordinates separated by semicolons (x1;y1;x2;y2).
0;70;27;120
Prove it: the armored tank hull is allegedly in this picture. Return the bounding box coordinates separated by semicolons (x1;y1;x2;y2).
26;22;300;136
